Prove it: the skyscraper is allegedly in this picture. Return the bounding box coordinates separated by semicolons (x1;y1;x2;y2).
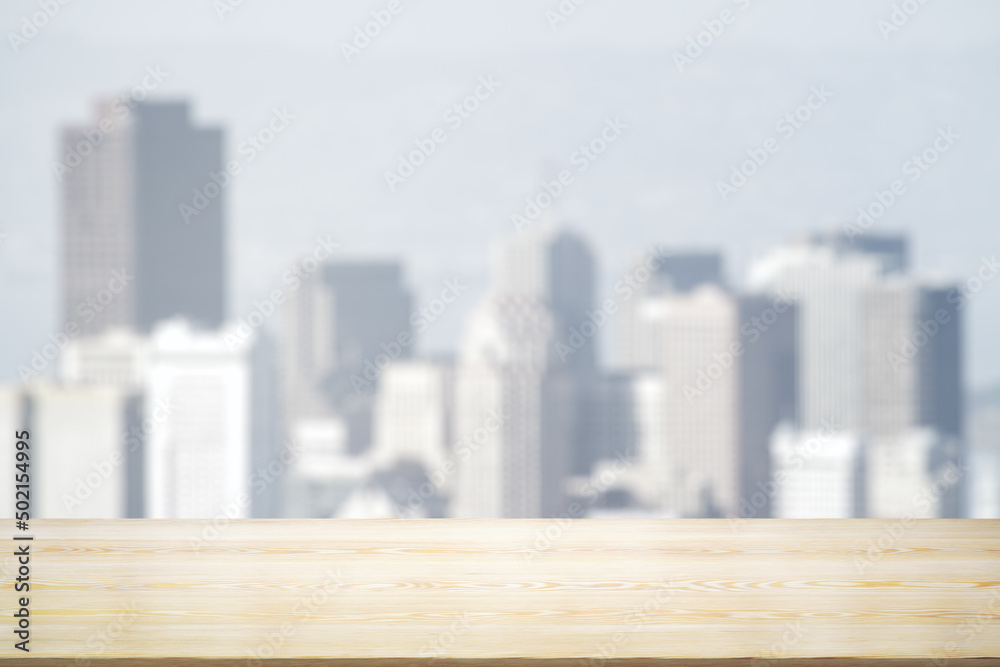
0;382;141;519
144;320;251;518
618;250;724;371
859;280;962;439
659;286;739;516
451;295;570;518
859;279;964;517
282;260;413;453
61;100;225;335
747;237;893;431
499;227;597;371
659;286;796;518
749;232;967;518
497;227;598;475
547;231;597;373
133;103;225;331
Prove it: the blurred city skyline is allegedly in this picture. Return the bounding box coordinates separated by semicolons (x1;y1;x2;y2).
1;1;998;522
2;0;1000;391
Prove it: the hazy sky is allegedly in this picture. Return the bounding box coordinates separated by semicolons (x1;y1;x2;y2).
2;0;999;390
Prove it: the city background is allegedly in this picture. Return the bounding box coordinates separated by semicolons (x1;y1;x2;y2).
1;0;998;520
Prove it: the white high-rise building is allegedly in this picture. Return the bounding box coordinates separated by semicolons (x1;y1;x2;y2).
858;280;963;440
751;234;969;517
1;330;157;519
658;285;797;518
144;320;252;518
59;323;280;518
451;295;569;518
0;382;143;519
747;238;890;431
771;425;865;518
611;249;797;518
660;286;740;516
29;383;136;518
858;280;965;517
617;251;723;371
371;359;452;476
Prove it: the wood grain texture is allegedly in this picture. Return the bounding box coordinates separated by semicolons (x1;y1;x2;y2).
0;519;997;665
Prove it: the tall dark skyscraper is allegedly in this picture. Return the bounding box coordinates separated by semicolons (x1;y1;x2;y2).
547;230;599;475
548;231;597;372
133;102;225;331
320;263;414;402
61;100;225;335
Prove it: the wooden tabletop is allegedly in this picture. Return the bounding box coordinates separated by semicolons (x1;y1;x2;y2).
1;519;998;665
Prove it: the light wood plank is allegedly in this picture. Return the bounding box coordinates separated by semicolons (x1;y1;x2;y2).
0;519;997;664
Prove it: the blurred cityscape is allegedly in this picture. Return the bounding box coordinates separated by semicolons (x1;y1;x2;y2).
0;96;996;521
